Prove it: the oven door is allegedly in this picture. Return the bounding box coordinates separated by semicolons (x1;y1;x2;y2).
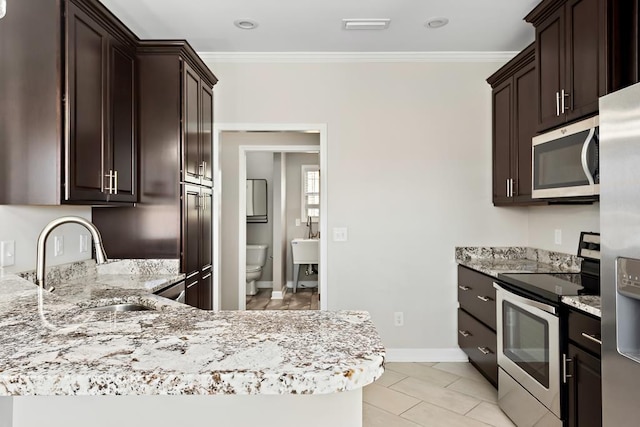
494;284;561;418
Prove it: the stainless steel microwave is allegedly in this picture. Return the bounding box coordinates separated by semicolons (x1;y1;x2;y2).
532;116;599;199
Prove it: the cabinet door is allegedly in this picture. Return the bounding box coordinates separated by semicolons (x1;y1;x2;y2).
200;85;214;186
185;274;199;308
199;269;213;310
492;79;512;205
536;6;566;132
108;41;137;202
182;185;201;278
567;343;602;427
512;60;537;203
66;2;109;202
565;0;603;122
182;62;201;185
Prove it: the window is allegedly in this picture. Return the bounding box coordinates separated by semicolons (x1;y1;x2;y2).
301;165;320;222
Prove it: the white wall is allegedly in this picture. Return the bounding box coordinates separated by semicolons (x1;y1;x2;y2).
0;206;92;275
209;60;530;353
528;204;600;254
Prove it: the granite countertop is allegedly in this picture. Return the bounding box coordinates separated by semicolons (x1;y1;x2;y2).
456;247;581;278
0;263;384;397
562;295;602;318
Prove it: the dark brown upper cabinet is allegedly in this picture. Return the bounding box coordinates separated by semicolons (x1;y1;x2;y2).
66;0;137;203
487;45;543;206
526;0;633;132
0;0;137;205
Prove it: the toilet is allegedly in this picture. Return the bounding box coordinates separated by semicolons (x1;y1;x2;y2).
246;244;268;296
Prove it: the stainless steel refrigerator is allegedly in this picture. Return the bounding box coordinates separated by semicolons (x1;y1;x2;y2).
600;81;640;426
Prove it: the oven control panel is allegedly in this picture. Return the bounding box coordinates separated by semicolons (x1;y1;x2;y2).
617;257;640;299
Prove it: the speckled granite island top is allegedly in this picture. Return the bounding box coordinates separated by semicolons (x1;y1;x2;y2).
0;266;384;397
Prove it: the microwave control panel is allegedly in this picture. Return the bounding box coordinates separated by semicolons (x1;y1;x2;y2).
617;257;640;299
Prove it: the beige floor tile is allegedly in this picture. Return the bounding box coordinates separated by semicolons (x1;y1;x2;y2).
386;362;460;387
401;402;490;427
447;377;498;403
363;403;422;427
374;369;408;387
363;384;421;415
264;299;287;310
432;362;488;383
390;377;481;415
466;402;515;427
417;362;437;367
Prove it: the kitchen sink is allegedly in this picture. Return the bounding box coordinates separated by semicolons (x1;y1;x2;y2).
87;303;152;312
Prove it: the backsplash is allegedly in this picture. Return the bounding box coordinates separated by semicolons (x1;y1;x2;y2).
455;246;581;271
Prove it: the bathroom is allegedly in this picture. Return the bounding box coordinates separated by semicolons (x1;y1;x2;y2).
218;130;322;310
245;149;320;310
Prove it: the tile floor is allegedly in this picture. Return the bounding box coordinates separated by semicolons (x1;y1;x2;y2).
364;362;515;427
245;288;319;310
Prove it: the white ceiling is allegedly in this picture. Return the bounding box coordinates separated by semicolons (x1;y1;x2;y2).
100;0;539;53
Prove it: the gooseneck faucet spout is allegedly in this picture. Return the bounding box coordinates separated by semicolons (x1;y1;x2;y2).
36;216;108;291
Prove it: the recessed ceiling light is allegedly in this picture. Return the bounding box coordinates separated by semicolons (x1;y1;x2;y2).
234;19;258;30
425;17;449;29
342;19;391;30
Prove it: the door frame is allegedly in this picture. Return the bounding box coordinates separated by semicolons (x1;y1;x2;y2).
213;123;328;311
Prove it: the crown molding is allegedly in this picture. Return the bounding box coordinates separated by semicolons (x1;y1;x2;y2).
197;51;519;64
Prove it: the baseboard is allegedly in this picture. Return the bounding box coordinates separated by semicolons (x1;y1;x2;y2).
271;291;284;300
256;281;273;289
285;280;318;289
385;348;468;363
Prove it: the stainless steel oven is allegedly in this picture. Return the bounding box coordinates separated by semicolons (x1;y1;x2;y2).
494;283;562;427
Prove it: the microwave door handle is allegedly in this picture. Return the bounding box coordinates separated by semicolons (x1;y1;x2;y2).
581;128;596;185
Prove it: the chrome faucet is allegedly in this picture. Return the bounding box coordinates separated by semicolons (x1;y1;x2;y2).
36;216;108;291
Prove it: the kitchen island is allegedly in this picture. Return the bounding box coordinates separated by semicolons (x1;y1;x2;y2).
0;264;384;427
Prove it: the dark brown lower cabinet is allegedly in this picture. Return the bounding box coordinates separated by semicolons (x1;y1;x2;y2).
457;266;498;387
567;343;602;427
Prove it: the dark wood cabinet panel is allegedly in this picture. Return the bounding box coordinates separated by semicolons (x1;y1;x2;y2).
492;80;512;205
186;276;199;308
567;343;602;427
568;308;601;356
66;1;109;202
183;185;201;277
487;44;541;206
199;269;213;311
458;266;497;330
458;309;498;387
183;63;201;185
200;85;214;186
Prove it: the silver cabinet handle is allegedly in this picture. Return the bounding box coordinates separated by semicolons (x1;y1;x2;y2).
561;89;570;112
581;332;602;345
458;285;471;291
458;330;471;338
563;353;573;383
113;170;118;195
506;179;510;197
556;91;561;116
104;170;114;194
477;295;491;302
199;161;207;177
477;347;491;355
510;178;515;197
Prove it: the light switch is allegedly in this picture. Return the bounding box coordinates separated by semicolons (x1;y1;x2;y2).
333;227;348;242
54;236;64;257
0;240;15;267
80;234;90;253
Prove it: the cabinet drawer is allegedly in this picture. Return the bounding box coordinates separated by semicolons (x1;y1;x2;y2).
568;308;601;357
458;266;497;330
458;308;498;387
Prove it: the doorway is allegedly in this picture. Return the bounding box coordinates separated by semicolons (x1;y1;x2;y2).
213;124;328;311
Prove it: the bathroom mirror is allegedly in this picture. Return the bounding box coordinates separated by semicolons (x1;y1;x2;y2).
247;179;267;223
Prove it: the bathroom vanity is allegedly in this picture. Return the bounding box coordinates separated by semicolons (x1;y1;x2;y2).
0;267;384;427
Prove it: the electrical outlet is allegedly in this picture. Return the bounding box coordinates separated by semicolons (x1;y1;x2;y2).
394;312;404;327
554;229;562;245
0;240;15;267
295;218;301;226
333;227;348;242
79;234;90;253
54;236;64;257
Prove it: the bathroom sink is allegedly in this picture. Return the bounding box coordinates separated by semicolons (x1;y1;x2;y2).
291;238;319;264
87;303;153;312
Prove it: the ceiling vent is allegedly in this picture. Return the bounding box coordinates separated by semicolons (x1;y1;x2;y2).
342;19;391;30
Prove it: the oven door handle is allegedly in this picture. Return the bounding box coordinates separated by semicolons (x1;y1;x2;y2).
493;283;557;315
